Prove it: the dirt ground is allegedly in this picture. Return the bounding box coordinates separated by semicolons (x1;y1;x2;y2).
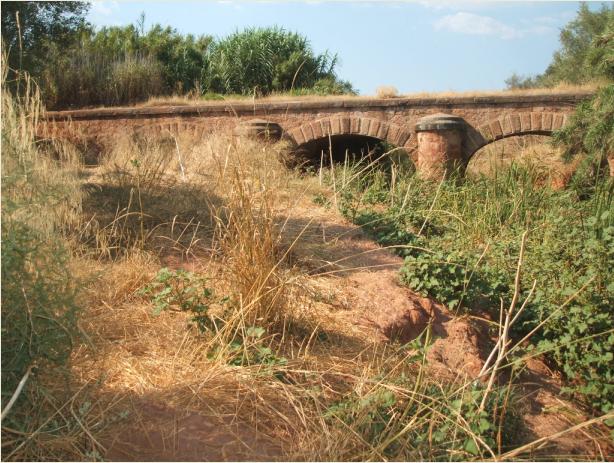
69;170;611;461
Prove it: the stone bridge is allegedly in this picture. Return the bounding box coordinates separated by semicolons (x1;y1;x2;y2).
43;91;591;177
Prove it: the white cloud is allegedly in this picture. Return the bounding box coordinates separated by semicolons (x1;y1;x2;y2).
434;12;522;39
90;1;118;17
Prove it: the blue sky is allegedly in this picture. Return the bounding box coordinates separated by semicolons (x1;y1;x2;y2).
87;1;597;95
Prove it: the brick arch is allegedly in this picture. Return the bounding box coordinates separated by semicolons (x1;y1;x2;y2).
464;111;569;160
286;116;413;149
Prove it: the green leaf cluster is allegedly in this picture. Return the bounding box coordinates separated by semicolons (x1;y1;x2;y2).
2;6;355;108
140;267;227;333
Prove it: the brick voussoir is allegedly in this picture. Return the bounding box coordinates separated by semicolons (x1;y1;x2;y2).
341;117;351;134
510;114;521;133
311;120;323;139
387;125;401;145
501;115;513;135
321;118;332;137
396;129;411;147
301;123;314;142
478;124;494;141
490;120;503;139
289;127;305;145
520;112;532;132
531;112;542;131
368;119;381;138
359;118;371;136
377;122;390;140
331;118;342;135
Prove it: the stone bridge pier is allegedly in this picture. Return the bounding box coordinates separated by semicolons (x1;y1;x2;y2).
414;113;465;179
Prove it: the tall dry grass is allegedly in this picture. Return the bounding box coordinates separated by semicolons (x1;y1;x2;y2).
1;58;112;461
3;68;611;460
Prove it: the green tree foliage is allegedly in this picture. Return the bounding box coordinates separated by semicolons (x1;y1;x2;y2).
42;21;212;108
3;5;355;107
1;1;89;76
551;84;614;199
542;3;613;85
86;22;212;93
554;85;614;162
202;27;355;96
506;2;614;89
504;73;540;90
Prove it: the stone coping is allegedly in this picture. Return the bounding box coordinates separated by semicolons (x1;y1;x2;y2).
44;91;594;121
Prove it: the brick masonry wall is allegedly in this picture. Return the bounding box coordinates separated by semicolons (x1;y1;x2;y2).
41;92;592;158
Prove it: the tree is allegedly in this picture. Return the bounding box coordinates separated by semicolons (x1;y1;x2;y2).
504;73;540;90
553;84;614;179
202;27;354;96
506;2;614;89
541;2;613;85
85;22;212;93
1;1;90;76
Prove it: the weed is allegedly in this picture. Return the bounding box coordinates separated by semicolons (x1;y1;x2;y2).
331;149;614;414
140;267;229;333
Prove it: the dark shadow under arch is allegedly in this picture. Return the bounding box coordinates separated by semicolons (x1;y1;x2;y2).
295;134;394;165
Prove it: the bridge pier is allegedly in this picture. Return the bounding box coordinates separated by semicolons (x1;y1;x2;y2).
414;114;466;180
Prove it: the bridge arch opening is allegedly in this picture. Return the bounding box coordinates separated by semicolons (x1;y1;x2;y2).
296;134;392;165
466;134;561;177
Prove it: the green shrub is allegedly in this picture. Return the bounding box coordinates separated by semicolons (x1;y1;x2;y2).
400;250;509;312
1;63;84;456
140;267;228;333
202;26;354;96
333;155;614;413
554;84;614;198
1;223;79;407
324;335;521;460
505;3;614;88
521;187;614;413
43;45;166;108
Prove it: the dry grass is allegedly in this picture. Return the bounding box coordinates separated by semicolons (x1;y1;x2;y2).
376;85;400;99
398;82;600;99
4;78;612;460
88;84;600;108
466;135;583;188
68;132;612;460
99;82;601;111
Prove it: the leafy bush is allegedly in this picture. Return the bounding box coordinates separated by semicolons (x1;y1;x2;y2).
43;48;165;108
1;223;79;406
521;190;614;413
554;84;614;193
4;8;356;107
324;335;521;459
332;156;613;413
1;62;84;456
400;250;508;312
202;27;353;96
87;22;211;94
140;268;288;373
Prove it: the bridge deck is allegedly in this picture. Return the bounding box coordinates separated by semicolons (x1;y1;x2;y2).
45;91;594;121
